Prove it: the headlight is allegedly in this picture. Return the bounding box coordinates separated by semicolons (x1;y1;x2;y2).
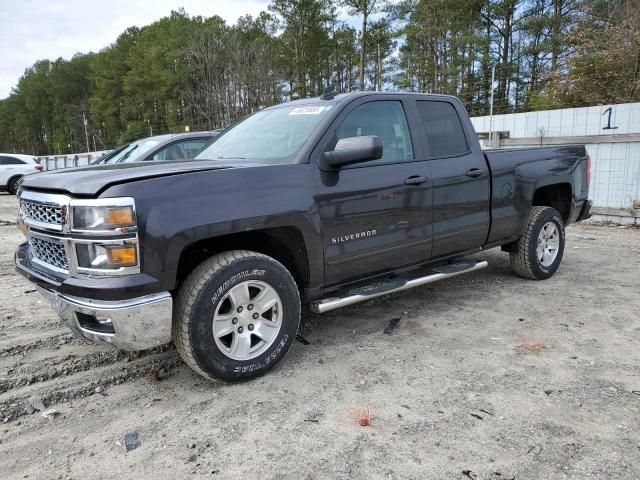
72;204;135;231
69;197;139;274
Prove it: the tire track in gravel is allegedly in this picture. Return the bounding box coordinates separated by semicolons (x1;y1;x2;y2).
1;348;130;394
0;330;74;356
0;341;177;394
0;316;69;334
0;347;181;422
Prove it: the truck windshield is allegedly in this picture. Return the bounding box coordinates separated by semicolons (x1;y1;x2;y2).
195;104;332;164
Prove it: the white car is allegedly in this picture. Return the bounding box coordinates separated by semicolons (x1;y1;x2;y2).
0;154;43;194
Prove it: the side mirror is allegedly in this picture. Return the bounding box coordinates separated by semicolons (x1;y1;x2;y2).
323;136;383;168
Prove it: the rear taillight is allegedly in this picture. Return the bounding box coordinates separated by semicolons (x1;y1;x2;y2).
35;165;43;171
586;155;591;187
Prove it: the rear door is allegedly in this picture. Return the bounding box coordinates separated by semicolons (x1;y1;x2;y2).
313;96;433;286
414;99;490;257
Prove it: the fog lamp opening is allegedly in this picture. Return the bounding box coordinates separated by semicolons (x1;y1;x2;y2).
76;312;115;334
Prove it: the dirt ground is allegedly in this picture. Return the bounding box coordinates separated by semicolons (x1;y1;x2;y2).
0;192;639;480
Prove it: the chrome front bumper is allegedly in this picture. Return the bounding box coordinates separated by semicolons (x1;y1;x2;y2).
37;287;173;351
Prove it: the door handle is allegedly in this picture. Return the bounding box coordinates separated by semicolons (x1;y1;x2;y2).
404;175;429;186
466;168;486;178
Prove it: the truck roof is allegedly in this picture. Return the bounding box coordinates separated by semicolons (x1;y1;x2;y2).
267;91;458;110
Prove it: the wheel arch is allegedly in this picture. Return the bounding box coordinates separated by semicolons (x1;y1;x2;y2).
532;182;573;224
174;227;311;296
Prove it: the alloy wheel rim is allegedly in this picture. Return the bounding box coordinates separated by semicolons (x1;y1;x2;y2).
536;221;560;267
212;280;283;361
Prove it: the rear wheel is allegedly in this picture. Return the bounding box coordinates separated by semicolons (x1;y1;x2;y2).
7;176;22;195
174;250;300;381
510;206;565;280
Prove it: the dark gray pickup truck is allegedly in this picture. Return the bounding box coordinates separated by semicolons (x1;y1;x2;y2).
15;92;591;381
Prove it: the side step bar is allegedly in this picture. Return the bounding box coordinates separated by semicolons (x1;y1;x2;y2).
310;260;488;314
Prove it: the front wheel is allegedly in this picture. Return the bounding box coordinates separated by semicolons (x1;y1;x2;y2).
7;176;22;195
174;250;300;381
510;206;566;280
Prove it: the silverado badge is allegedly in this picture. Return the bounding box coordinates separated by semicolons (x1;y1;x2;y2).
331;229;377;244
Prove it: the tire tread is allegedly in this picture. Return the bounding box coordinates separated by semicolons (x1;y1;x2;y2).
510;206;557;280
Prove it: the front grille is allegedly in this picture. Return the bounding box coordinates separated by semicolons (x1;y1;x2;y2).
20;199;64;226
30;236;68;271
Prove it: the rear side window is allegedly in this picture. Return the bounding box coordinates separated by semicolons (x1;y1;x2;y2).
416;101;468;158
0;156;26;165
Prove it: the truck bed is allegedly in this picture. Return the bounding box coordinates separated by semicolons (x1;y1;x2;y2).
484;144;589;246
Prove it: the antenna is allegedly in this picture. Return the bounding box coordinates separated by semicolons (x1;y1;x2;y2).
320;84;338;100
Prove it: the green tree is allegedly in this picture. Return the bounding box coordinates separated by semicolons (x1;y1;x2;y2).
332;25;359;92
341;0;386;90
121;9;201;141
90;27;140;148
269;0;334;97
1;0;637;155
546;0;640;105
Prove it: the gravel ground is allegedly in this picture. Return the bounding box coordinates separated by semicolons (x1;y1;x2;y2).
0;191;639;480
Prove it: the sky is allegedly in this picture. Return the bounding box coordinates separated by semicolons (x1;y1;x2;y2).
0;0;273;99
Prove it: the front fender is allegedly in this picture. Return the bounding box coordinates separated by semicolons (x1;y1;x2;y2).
103;163;323;290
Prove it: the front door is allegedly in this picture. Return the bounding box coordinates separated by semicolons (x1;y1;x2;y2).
314;98;433;287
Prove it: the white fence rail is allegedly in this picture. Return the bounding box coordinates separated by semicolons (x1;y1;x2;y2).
36;151;110;171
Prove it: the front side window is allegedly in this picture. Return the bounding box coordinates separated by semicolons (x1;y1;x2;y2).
416;101;468;158
334;100;413;164
196;104;333;164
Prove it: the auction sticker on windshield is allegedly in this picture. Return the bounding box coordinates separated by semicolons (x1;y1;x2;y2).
289;106;327;115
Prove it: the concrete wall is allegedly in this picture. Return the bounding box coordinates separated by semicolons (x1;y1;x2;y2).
471;103;640;224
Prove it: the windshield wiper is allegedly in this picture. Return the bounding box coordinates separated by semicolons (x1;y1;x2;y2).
216;156;246;160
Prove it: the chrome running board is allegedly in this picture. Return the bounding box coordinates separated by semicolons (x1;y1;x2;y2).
310;260;488;314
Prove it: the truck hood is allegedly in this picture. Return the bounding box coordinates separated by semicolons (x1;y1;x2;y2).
20;160;244;196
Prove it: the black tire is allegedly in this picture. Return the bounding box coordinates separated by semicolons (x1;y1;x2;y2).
510;206;565;280
174;250;300;381
7;176;22;195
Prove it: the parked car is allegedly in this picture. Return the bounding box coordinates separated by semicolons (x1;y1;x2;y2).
93;131;220;165
90;145;126;165
15;92;591;382
0;154;43;194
